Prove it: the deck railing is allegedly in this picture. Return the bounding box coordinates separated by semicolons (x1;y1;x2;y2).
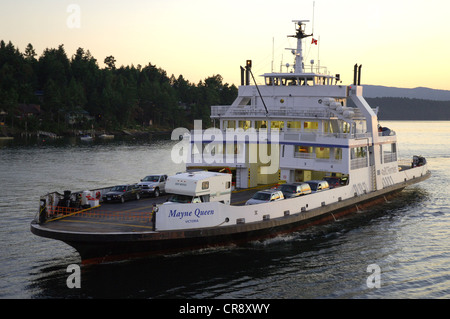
44;205;153;223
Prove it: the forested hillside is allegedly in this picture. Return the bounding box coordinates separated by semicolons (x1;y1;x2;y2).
0;40;237;134
366;98;450;120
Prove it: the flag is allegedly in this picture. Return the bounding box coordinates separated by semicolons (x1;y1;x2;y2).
311;38;318;45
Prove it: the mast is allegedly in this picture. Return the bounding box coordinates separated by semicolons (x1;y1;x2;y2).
289;20;312;74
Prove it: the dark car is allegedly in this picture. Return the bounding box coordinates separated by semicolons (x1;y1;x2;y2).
278;183;312;198
323;177;341;188
102;184;142;203
323;176;349;188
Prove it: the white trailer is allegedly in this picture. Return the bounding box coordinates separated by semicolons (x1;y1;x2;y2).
165;171;232;205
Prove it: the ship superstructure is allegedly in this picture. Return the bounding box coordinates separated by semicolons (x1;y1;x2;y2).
186;20;393;195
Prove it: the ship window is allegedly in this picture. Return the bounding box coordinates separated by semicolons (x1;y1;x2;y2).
351;147;367;159
281;77;298;86
383;143;397;163
223;120;236;129
304;121;318;131
324;121;331;133
270;121;284;130
351;147;368;169
267;77;279;86
297;146;312;153
315;147;330;159
342;121;351;133
294;146;314;158
287;121;302;130
255;120;268;129
238;120;251;130
334;148;343;160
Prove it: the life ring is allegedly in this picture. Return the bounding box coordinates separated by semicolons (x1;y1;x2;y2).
95;191;101;199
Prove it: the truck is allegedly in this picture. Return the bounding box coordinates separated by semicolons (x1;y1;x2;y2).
164;171;232;205
138;174;168;197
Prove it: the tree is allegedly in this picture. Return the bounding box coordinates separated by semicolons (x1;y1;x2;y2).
104;55;116;70
23;43;37;61
38;44;71;89
0;39;239;133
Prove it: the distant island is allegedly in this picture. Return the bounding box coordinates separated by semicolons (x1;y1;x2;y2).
362;85;450;121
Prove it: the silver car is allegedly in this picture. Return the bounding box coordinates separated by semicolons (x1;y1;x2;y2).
245;189;284;205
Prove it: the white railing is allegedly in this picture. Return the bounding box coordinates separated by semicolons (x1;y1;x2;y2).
294;152;316;159
211;106;330;119
384;152;397;163
351;157;368;170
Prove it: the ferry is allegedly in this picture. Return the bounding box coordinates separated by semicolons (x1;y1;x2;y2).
30;20;430;264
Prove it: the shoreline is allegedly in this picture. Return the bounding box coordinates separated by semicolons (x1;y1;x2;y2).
0;126;174;139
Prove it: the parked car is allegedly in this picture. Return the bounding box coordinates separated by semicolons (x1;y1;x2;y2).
245;189;284;205
138;174;168;197
102;184;142;203
323;176;349;188
323;177;341;188
279;183;312;198
305;180;330;193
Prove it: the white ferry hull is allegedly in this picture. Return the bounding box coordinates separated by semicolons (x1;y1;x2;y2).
30;168;429;264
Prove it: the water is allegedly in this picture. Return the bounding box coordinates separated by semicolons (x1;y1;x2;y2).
0;121;449;299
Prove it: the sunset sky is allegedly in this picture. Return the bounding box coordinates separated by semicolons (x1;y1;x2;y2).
1;0;450;90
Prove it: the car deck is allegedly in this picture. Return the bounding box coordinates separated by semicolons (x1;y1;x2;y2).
38;184;277;234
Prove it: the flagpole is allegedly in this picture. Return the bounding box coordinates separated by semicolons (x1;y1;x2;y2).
318;35;320;74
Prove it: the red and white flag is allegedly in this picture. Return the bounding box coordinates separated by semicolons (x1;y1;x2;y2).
311;38;318;45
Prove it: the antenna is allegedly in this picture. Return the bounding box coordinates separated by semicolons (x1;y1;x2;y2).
271;37;274;72
312;1;316;35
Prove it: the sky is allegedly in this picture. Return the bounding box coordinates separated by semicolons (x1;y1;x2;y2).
1;0;450;90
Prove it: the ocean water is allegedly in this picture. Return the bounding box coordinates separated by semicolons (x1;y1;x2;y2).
0;121;449;299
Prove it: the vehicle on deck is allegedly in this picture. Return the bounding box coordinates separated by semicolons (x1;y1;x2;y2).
245;189;284;205
138;174;168;197
102;184;142;203
278;183;312;198
305;180;330;193
164;171;232;205
323;177;340;188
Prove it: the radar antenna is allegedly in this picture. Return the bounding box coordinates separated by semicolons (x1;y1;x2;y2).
289;20;313;40
288;20;313;74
